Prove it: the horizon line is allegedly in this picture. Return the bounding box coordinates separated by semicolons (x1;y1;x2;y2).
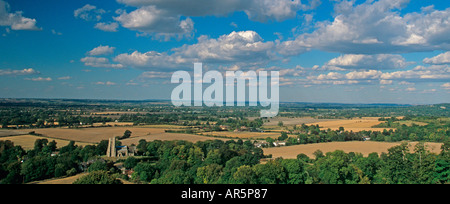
1;97;447;106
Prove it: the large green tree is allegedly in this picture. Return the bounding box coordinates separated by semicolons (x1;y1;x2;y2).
73;171;122;184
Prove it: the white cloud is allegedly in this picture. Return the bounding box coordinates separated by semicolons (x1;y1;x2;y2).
0;0;41;30
442;83;450;90
95;81;116;86
304;64;450;86
380;65;450;81
114;6;194;39
423;52;450;65
25;77;52;82
323;54;411;70
51;29;62;35
307;70;383;83
345;70;383;80
114;51;180;70
138;71;172;80
175;31;275;63
94;22;119;32
88;45;116;56
0;68;40;76
57;76;71;80
278;0;450;55
114;0;320;37
74;4;105;21
114;31;275;70
244;0;306;22
421;89;437;93
81;57;124;69
117;0;317;22
380;80;393;85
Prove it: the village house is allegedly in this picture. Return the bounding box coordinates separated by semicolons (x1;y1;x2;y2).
273;141;287;147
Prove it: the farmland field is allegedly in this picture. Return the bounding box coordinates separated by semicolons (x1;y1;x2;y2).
10;127;165;143
0;130;29;137
305;117;392;132
261;117;339;127
199;131;281;139
263;141;443;159
0;135;93;150
121;133;229;146
8;126;225;146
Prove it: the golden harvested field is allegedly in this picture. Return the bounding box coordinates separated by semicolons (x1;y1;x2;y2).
121;133;229;146
263;141;443;159
0;135;93;150
8;127;225;146
11;127;166;143
261;117;339;127
200;131;281;139
305;117;392;132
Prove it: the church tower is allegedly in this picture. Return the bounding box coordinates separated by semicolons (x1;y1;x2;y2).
106;138;116;157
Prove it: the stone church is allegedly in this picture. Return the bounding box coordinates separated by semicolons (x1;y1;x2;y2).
106;138;137;158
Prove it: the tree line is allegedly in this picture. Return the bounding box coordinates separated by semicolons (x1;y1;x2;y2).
126;139;449;184
0;139;111;184
1;138;449;184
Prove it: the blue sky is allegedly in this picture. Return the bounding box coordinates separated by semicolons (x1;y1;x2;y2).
0;0;449;104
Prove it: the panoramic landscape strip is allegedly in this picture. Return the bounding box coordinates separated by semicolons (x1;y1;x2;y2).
0;0;449;189
0;99;448;184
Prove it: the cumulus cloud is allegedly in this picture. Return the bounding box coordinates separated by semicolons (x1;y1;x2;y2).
423;52;450;65
117;0;317;22
380;65;450;81
57;76;71;80
81;56;124;69
113;0;320;37
94;22;119;32
304;64;450;86
114;6;194;39
88;45;116;56
138;71;172;80
114;51;180;69
25;77;52;82
175;31;276;63
95;81;116;86
0;0;41;30
323;54;411;70
74;4;105;21
114;31;276;70
278;0;450;55
0;68;40;76
442;83;450;90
